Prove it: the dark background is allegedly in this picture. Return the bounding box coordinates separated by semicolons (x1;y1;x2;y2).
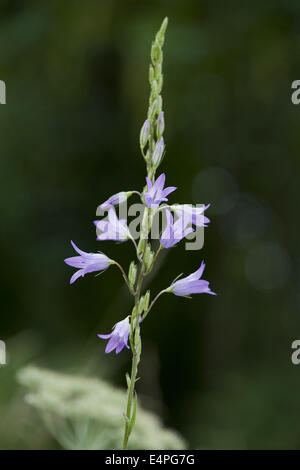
0;0;300;449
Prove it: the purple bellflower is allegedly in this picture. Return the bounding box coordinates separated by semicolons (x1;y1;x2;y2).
160;210;194;248
166;261;216;296
98;317;130;354
99;191;133;211
64;241;112;284
144;173;176;209
95;207;131;241
173;204;210;227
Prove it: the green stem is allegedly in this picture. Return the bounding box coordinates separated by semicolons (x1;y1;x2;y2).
113;260;132;293
122;268;143;449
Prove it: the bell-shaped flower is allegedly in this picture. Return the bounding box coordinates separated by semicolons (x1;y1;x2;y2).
160;210;194;248
95;208;131;241
173;204;210;227
166;261;216;296
98;317;130;354
64;241;113;284
98;191;134;211
144;173;176;209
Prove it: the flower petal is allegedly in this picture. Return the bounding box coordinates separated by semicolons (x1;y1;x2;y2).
70;269;84;284
97;333;112;339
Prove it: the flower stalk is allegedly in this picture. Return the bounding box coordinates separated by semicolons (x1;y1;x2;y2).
64;16;216;450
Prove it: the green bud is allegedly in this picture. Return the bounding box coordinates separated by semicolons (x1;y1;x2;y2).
144;290;150;311
157;112;165;138
151;79;158;97
151;42;162;65
156;17;168;47
157;95;162;114
157;74;163;93
140;119;150;149
145;243;151;261
147;98;157;120
138;296;144;315
144;244;154;272
137;238;146;257
149;65;154;84
155;64;162;80
128;261;137;290
138;290;151;314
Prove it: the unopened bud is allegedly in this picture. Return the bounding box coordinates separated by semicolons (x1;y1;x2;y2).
144;244;154;272
151;42;162;65
152;137;164;166
144;290;150;311
138;290;151;314
137;238;146;256
140;119;150;148
149;65;154;84
156;17;168;47
157;95;162;114
155;64;162;80
157;112;165;138
148;98;158;120
151;79;158;97
128;261;137;291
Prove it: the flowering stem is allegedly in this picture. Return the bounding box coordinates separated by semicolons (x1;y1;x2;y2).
122;267;143;449
122;347;139;449
122;17;168;450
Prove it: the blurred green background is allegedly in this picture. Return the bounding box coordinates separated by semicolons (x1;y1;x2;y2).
1;0;300;449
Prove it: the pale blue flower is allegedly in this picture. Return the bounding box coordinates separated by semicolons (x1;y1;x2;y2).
95;208;131;241
99;191;133;211
167;261;216;296
173;204;210;227
98;317;130;354
64;241;112;284
144;173;176;209
160;210;194;248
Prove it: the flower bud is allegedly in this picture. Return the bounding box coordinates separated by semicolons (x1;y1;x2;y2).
138;296;144;314
144;244;154;272
138;290;150;314
157;75;163;94
137;238;146;257
143;290;150;311
155;64;162;80
151;79;158;100
157;112;165;138
148;98;158;120
128;261;137;291
149;65;154;84
156;17;168;47
152;137;164;166
151;42;162;64
140;119;150;149
157;95;162;114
